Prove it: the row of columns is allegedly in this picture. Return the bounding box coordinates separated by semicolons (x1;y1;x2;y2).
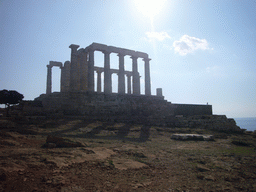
46;61;67;95
95;69;133;94
46;62;136;95
47;44;151;96
86;49;151;95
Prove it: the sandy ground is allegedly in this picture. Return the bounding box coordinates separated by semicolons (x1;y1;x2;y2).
0;118;256;191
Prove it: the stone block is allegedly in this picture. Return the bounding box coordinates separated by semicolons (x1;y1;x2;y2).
42;135;85;148
136;51;148;58
171;134;214;141
108;46;121;53
90;42;108;51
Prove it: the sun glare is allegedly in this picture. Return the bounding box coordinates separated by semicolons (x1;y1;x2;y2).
134;0;167;19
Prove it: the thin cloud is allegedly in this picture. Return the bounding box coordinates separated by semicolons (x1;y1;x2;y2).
173;35;210;56
145;31;171;41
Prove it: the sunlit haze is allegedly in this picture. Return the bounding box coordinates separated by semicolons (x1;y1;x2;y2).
134;0;167;19
0;1;255;118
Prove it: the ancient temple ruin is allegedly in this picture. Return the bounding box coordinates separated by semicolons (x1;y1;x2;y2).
35;43;212;125
46;43;152;96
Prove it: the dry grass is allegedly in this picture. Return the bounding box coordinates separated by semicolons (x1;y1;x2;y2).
0;118;256;191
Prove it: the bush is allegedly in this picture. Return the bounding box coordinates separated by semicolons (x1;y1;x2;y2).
0;90;24;116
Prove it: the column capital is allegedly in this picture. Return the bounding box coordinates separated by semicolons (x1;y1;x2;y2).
126;73;132;77
130;55;138;59
47;65;52;68
118;53;125;57
102;50;111;55
69;44;80;50
143;57;151;62
96;67;104;73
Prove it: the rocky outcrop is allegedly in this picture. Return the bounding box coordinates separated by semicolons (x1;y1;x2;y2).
171;115;242;133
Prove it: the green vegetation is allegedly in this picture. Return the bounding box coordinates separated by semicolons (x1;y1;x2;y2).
221;146;255;156
0;89;24;116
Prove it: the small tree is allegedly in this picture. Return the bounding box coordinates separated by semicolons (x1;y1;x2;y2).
0;89;24;116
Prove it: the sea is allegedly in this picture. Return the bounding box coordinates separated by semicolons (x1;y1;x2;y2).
234;117;256;132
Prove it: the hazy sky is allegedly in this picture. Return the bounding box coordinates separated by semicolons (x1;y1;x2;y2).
1;0;255;118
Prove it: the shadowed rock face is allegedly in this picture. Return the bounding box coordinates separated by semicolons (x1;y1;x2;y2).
42;135;85;148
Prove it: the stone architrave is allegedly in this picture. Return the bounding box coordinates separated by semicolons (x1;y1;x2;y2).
131;56;140;95
143;58;151;96
46;65;52;94
118;53;125;94
103;51;112;94
69;44;80;91
88;49;95;92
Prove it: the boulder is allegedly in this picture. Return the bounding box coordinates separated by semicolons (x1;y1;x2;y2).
42;135;85;148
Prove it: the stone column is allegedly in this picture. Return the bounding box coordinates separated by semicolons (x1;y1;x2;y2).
69;44;80;91
103;51;112;94
79;51;88;91
60;66;64;92
156;88;163;97
96;70;102;93
60;61;70;92
126;74;132;94
62;61;70;92
118;53;125;94
88;49;95;92
143;58;151;96
46;65;52;94
131;56;140;95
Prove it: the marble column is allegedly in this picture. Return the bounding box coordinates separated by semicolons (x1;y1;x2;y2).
118;53;125;94
79;51;88;91
143;58;151;96
88;49;95;92
60;66;64;92
69;44;80;91
62;61;70;92
126;74;132;94
60;61;70;92
131;56;140;95
104;51;112;94
46;65;52;94
96;70;102;93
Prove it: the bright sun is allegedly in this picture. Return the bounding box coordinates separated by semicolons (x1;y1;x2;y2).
134;0;167;19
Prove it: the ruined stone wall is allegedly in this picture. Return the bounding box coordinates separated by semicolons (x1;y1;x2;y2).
24;92;242;132
36;92;171;120
172;103;212;117
34;92;212;125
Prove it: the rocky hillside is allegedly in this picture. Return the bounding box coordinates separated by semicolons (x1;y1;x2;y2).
0;117;255;191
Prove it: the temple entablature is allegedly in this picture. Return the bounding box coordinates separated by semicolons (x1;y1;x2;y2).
48;61;63;68
84;42;149;59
